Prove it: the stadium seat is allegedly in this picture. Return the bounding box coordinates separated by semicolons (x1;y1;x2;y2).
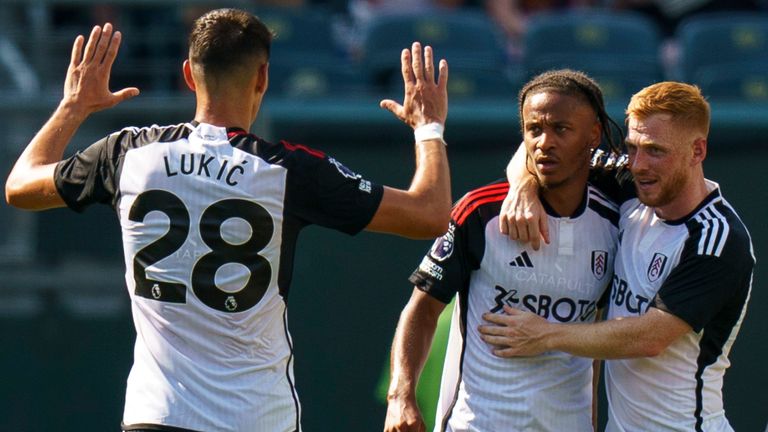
530;56;660;101
268;63;371;98
34;8;187;95
359;11;507;91
254;6;369;97
446;67;521;99
676;12;768;84
386;65;522;100
696;62;768;102
522;9;664;99
255;6;342;67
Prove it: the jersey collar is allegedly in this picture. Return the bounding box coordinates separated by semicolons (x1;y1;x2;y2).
540;186;588;219
189;120;254;141
661;180;722;226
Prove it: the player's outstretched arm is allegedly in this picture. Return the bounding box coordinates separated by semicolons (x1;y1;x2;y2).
478;305;690;359
368;42;451;239
5;23;139;210
499;144;549;250
385;288;446;432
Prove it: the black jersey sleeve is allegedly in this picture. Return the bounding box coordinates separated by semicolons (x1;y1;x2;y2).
282;146;384;235
409;220;471;304
651;255;750;332
54;135;117;212
651;220;754;332
54;123;202;212
408;183;498;304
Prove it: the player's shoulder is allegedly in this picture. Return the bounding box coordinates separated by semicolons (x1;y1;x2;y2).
246;136;327;166
93;122;194;163
451;179;509;226
586;184;620;227
686;190;754;267
110;122;194;148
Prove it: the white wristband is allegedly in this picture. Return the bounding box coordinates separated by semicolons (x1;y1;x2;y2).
414;122;445;144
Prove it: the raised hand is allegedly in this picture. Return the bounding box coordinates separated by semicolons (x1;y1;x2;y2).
380;42;448;129
63;23;139;117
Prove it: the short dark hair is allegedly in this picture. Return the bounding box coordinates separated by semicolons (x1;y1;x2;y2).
518;69;623;155
188;8;273;78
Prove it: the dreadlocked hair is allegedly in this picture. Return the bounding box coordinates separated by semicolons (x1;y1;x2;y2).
518;69;624;156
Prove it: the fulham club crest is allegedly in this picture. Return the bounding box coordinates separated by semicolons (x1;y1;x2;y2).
591;250;608;280
647;252;668;282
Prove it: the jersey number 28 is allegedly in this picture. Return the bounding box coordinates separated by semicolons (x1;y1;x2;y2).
128;189;273;313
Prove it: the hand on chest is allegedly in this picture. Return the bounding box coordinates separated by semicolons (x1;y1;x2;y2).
474;219;615;323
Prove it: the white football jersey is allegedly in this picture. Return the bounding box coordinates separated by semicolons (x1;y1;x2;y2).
604;181;754;432
54;122;383;431
410;180;619;432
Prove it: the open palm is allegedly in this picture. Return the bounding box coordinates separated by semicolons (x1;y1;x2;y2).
63;23;139;116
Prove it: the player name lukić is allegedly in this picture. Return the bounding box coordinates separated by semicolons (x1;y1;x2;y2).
164;153;249;186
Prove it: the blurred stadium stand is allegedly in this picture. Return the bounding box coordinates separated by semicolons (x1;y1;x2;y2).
259;5;376;97
523;8;664;101
358;10;514;94
696;62;768;102
0;1;766;432
676;12;768;100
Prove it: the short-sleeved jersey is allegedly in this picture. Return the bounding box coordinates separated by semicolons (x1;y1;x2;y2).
409;179;619;432
54;122;383;432
604;181;754;432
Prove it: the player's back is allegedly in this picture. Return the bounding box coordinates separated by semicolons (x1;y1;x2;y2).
116;122;299;431
55;119;382;431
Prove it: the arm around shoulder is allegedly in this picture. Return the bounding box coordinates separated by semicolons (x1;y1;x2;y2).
499;143;549;249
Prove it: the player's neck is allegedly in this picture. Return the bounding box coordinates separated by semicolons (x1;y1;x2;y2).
655;173;710;221
540;178;587;218
194;91;258;131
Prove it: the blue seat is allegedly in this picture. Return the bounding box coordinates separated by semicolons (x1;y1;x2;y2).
526;56;659;101
523;9;664;96
696;62;768;102
676;12;768;83
255;6;341;67
445;67;521;99
268;63;371;98
359;11;507;89
385;65;522;100
254;7;366;97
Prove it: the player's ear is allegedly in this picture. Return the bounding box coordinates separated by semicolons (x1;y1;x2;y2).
589;120;602;151
691;137;707;165
255;62;268;95
183;60;196;92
